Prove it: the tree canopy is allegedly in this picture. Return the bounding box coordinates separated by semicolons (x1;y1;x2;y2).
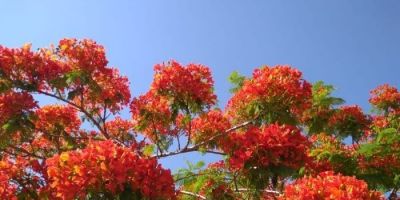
0;38;399;199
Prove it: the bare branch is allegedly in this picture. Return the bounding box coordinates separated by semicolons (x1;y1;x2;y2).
179;190;207;200
237;188;281;195
154;121;252;158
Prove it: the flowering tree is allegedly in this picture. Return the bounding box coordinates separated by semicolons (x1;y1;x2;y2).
0;38;398;200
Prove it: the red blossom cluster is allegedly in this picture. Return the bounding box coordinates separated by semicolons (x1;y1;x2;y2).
200;179;236;199
131;61;218;142
358;152;400;175
0;43;69;91
0;39;131;114
280;171;384;200
151;60;216;110
57;38;108;73
104;117;133;138
371;115;390;129
226;65;312;124
306;133;356;175
83;68;131;113
0;156;46;199
226;124;310;171
0;91;37;124
191;109;231;148
328;105;370;141
35;105;81;134
0;159;17;200
45;140;176;199
130;91;175;141
369;84;400;112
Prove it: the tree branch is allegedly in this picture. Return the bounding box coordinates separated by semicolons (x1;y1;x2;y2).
236;188;280;195
155;121;252;158
179;190;207;200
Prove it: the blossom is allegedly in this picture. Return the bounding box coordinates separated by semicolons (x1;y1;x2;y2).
35;105;81;134
151;60;217;112
306;133;356;175
82;68;131;113
280;171;384;200
328;105;370;141
130;91;176;141
57;38;108;73
369;84;400;112
226;65;312;124
0;91;37;125
0;159;17;200
45;140;176;199
191;109;231;148
226;124;310;172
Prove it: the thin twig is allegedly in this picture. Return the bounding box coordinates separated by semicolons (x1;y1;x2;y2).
236;188;280;195
179;190;207;200
155;121;252;158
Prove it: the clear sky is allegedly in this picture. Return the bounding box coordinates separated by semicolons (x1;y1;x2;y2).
1;0;399;170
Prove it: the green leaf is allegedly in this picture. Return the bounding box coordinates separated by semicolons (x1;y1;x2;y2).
1;119;18;133
228;71;245;93
65;70;85;85
358;143;379;156
143;144;155;156
0;79;12;93
377;128;398;144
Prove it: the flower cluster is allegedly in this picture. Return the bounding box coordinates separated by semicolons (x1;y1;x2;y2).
0;43;69;91
306;134;356;175
358;153;400;176
226;65;312;124
1;39;131;114
57;38;108;73
104;117;133;137
151;60;216;112
104;117;139;147
369;84;400;112
0;91;37;124
200;179;236;200
0;159;17;199
0;155;46;199
82;68;131;113
34;105;81;134
191;109;231;148
226;124;310;172
328;105;370;141
45;140;176;199
280;171;383;200
130;91;176;141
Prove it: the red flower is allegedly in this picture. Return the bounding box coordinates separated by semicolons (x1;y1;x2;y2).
226;124;310;172
226;65;312;124
369;84;400;112
45;140;176;199
0;91;37;125
280;171;384;200
328;105;370;141
130;91;177;141
151;60;217;111
57;38;108;73
35;105;81;134
191;109;231;148
0;159;17;200
82;68;131;113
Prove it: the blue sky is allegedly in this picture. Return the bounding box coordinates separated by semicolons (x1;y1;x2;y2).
1;0;399;170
